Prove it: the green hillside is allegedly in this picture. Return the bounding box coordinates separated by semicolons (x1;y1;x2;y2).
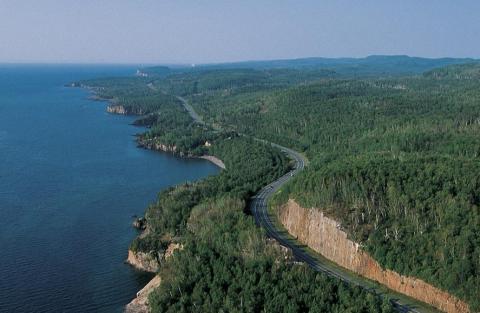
80;61;480;311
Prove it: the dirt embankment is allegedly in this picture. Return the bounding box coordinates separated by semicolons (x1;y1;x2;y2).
277;199;469;313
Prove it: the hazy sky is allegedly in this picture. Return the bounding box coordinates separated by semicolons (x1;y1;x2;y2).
0;0;479;64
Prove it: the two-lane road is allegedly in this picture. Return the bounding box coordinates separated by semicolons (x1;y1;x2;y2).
149;85;433;313
250;142;429;313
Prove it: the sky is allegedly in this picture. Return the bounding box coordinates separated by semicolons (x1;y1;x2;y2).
0;0;479;64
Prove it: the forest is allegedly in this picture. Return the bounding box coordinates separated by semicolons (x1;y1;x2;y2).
81;59;480;311
163;63;480;310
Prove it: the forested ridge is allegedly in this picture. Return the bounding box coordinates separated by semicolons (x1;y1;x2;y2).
79;60;480;312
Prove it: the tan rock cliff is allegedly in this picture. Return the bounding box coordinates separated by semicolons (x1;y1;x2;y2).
278;199;469;313
125;243;182;312
124;275;161;313
138;138;225;169
107;104;128;115
107;104;145;115
126;250;160;273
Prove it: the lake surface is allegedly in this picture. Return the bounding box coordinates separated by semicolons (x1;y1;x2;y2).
0;65;219;313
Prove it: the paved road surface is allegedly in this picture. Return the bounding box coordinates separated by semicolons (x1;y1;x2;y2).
146;83;205;125
176;96;205;125
250;142;431;313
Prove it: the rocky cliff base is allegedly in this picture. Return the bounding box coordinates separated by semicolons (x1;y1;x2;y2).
107;104;146;115
125;275;161;313
126;250;161;273
277;199;469;313
125;243;182;312
138;137;225;169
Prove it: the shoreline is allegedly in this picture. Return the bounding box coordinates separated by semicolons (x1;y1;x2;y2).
197;155;225;170
75;84;223;312
136;136;226;170
72;84;226;170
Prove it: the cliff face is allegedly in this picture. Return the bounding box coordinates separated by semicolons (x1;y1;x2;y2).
126;250;161;273
138;138;226;169
278;199;469;313
125;275;161;313
125;243;182;312
107;104;145;115
137;138;178;155
107;104;128;115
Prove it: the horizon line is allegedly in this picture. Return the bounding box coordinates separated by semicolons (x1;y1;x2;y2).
0;54;478;67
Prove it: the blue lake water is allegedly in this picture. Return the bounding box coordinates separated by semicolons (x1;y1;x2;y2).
0;65;219;313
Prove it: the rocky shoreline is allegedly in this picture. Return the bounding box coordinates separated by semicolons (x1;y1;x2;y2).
198;155;226;170
125;229;183;313
123;136;224;312
76;85;225;312
99;103;226;170
69;83;146;116
137;137;226;170
106;104;146;116
124;275;161;313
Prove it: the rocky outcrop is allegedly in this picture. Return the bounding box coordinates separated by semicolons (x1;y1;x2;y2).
132;217;147;230
164;243;182;259
198;155;225;169
125;243;182;312
138;138;226;169
277;199;470;313
125;275;161;313
107;104;128;115
126;250;161;273
107;104;146;115
137;138;178;154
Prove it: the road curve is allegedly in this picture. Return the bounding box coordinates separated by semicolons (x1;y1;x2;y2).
250;142;427;313
150;85;430;313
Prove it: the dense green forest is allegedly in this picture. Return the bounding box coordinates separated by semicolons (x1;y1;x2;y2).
150;197;394;313
82;60;480;311
81;77;181;115
81;68;395;312
158;63;479;310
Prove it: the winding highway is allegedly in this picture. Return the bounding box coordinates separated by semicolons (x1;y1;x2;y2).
150;82;436;313
250;142;434;313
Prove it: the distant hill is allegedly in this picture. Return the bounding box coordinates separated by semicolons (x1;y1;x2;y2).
205;55;477;76
424;62;480;79
142;55;477;78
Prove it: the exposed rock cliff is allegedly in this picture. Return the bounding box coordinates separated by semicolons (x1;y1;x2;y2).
164;243;182;259
124;275;161;313
107;104;128;115
277;199;469;313
138;137;226;169
125;243;183;312
138;138;178;155
126;250;161;273
107;104;146;115
198;155;226;169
